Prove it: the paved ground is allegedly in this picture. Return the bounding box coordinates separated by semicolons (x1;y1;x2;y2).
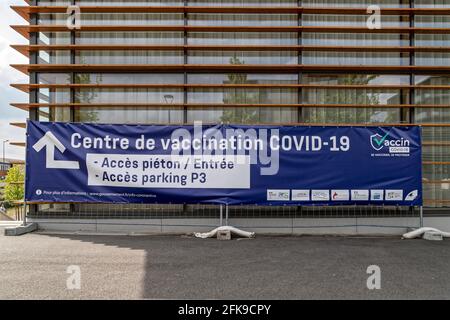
0;227;449;299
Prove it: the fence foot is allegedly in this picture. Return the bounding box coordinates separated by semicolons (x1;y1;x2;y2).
4;223;37;236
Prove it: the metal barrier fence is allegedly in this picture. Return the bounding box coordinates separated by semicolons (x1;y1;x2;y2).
30;203;418;220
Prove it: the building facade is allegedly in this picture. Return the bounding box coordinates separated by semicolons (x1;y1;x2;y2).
9;0;450;233
0;162;13;179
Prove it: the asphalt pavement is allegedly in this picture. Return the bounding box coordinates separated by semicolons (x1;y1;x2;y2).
0;228;449;299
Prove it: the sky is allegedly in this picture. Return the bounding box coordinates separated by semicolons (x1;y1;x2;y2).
0;0;28;161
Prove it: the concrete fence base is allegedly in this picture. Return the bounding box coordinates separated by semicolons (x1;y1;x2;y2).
4;223;38;236
28;216;450;236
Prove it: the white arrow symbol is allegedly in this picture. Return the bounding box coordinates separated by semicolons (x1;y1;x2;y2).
32;131;80;170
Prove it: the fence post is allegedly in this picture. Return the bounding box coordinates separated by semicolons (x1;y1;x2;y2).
220;204;223;226
419;206;423;228
226;205;229;226
23;201;27;225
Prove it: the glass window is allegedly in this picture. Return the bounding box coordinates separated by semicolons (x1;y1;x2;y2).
416;53;450;67
423;184;450;208
415;15;450;27
302;0;409;8
37;107;50;122
416;34;450;47
75;0;183;5
423;164;450;182
189;0;298;6
37;0;71;5
422;127;450;143
422;146;450;163
302;14;409;27
302;107;401;123
188;32;298;45
415;108;450;123
302;89;408;105
39;13;184;25
415;75;450;85
188;73;298;84
415;0;450;8
415;90;450;105
188;51;297;65
187;107;298;123
74;107;184;124
76;51;184;64
38;50;71;64
37;107;71;122
303;33;409;46
75;88;184;104
38;32;71;45
38;89;70;104
415;77;450;133
75;73;184;84
188;14;298;26
422;126;450;206
188;88;298;104
303;52;409;66
38;73;71;85
50;108;71;122
303;74;410;85
76;32;184;45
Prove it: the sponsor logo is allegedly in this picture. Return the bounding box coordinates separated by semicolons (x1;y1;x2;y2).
292;189;310;201
311;190;330;201
331;190;349;201
267;189;290;201
405;190;418;201
370;131;410;154
370;190;384;201
35;189;42;196
385;190;403;201
351;190;369;201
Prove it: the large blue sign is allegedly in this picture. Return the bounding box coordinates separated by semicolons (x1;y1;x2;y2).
25;121;422;206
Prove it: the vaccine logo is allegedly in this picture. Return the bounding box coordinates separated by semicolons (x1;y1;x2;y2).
369;131;410;155
370;132;389;151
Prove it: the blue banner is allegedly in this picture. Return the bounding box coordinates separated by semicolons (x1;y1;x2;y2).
25;121;422;206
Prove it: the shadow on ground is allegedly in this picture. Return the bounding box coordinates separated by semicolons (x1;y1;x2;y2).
37;233;450;299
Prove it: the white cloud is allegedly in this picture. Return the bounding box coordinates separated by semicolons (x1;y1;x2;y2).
0;0;28;85
0;0;29;160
